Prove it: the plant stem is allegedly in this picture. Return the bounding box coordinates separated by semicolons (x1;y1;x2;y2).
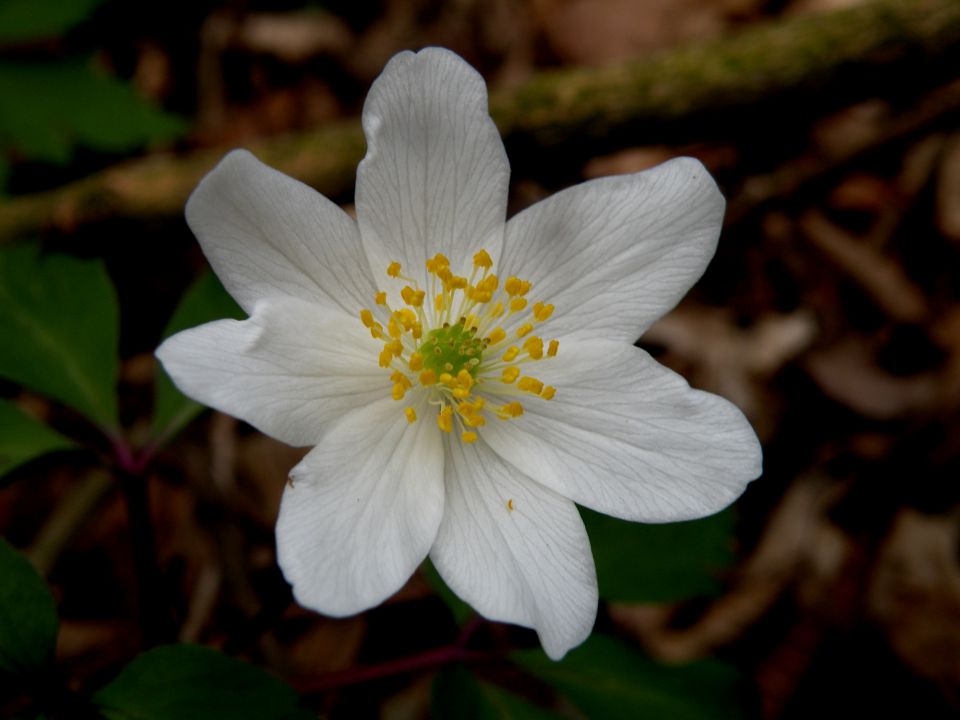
114;440;172;647
296;645;488;694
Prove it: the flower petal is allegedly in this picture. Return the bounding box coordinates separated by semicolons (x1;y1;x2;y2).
430;436;597;660
186;149;378;315
482;340;762;522
277;395;443;616
499;158;724;343
156;297;385;447
355;48;510;279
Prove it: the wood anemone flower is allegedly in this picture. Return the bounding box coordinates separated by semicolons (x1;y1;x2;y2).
156;47;762;660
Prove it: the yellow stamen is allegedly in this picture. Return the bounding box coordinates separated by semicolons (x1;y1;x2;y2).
533;302;555;322
517;376;544;395
547;339;559;357
461;431;478;444
360;309;375;327
420;369;437;386
486;327;506;345
375;291;387;305
387;261;402;277
516;323;534;338
438;406;453;433
392;383;406;401
409;352;423;371
509;297;528;313
502;366;520;384
405;407;417;423
541;386;556;400
473;249;493;268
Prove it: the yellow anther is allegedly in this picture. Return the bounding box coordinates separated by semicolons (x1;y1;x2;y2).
405;407;417;423
456;369;473;389
392;382;407;401
390;370;412;389
439;372;456;387
478;275;498;293
426;253;450;273
379;349;393;368
541;386;556;400
449;276;467;290
419;369;437;386
360;309;375;328
370;323;384;339
523;336;544;359
474;397;486;410
502;366;520;384
461;431;478;444
500;401;524;418
464;414;486;428
412;323;423;339
409;352;423;371
385;340;403;356
387;261;401;278
505;277;531;296
517;376;544;395
437;267;453;283
387;317;402;338
438;406;453;433
398;308;417;328
502;346;520;362
489;302;504;318
469;288;492;303
507;499;515;511
533;302;555;322
547;339;559;357
486;327;506;345
401;286;425;307
509;297;528;313
473;249;493;268
516;323;534;338
375;291;388;305
434;293;445;312
452;387;470;399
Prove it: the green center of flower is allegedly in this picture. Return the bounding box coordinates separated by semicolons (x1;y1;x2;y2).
419;320;483;378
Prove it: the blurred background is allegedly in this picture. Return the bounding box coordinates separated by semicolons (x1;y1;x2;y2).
1;0;959;718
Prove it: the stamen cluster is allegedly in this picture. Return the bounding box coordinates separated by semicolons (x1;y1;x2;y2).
358;250;558;443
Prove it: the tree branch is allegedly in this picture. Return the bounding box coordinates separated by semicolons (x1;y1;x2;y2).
1;0;958;242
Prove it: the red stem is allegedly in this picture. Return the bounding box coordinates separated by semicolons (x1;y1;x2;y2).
295;645;488;693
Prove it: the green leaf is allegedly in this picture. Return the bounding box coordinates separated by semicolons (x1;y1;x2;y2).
0;538;58;675
0;245;119;431
151;272;244;443
0;59;185;165
432;665;564;720
92;645;307;720
581;506;736;603
421;557;473;626
514;635;745;720
0;399;75;481
0;0;108;42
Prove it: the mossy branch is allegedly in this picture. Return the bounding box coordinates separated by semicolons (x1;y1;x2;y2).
1;0;959;242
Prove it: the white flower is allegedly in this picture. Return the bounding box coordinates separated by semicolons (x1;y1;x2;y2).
157;48;761;660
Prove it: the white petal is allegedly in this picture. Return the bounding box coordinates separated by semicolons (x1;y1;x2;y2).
277;395;444;616
482;340;762;522
186;149;378;315
430;436;597;660
356;48;510;280
156;297;385;447
499;158;724;343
